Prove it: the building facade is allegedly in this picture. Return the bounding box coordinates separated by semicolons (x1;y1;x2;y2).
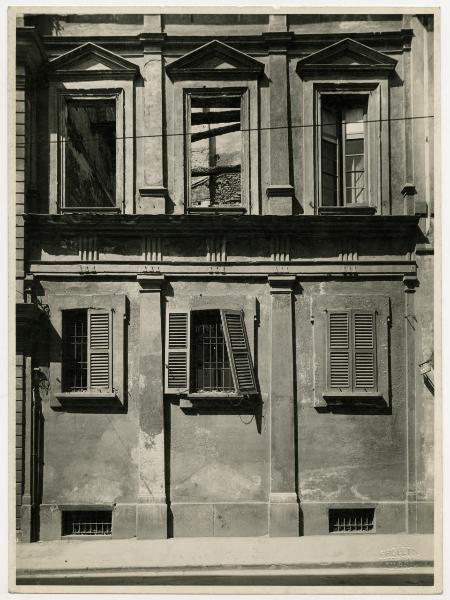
15;12;435;542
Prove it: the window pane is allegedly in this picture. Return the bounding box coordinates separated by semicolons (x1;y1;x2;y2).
65;100;116;208
321;105;338;139
62;310;88;392
192;311;234;392
321;139;338;206
190;95;242;208
344;106;364;138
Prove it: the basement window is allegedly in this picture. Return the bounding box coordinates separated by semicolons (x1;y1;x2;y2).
62;510;112;536
329;508;375;533
188;92;243;209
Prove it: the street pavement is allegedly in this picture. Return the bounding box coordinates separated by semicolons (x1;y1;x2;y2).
14;533;435;589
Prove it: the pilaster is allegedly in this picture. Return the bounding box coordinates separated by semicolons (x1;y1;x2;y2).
263;31;295;215
403;274;419;533
268;275;299;536
136;273;167;538
137;33;168;214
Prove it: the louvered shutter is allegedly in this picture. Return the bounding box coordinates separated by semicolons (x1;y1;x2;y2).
353;312;376;389
221;310;257;395
165;310;190;394
328;312;350;389
88;309;112;391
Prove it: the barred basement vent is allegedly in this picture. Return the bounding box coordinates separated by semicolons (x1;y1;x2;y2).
62;510;112;536
329;508;375;533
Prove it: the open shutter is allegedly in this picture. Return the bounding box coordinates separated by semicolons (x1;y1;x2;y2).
88;308;112;391
221;310;257;395
165;310;190;394
353;312;376;390
328;311;350;389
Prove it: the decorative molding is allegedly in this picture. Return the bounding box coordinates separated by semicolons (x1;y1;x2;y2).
263;31;295;54
403;273;419;293
143;236;163;262
48;42;140;80
339;238;358;262
206;236;227;262
297;37;398;77
137;186;168;215
137;273;165;293
79;235;98;261
268;274;296;294
166;39;264;80
271;236;290;262
318;205;376;216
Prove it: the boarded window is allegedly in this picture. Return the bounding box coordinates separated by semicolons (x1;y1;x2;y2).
190;93;242;207
65;99;116;208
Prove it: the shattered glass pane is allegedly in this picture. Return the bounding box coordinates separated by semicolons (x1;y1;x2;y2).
190;94;241;207
65;99;116;208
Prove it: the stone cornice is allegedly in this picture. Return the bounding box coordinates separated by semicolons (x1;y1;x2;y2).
25;213;421;240
39;29;414;60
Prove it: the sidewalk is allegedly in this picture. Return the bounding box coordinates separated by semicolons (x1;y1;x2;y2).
15;533;435;588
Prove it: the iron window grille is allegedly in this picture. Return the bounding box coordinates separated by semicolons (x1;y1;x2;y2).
62;309;88;392
62;510;112;536
329;508;375;533
192;310;234;392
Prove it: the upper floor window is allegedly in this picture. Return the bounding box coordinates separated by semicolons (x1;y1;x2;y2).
296;38;397;214
64;98;116;209
320;97;367;207
188;91;243;209
48;42;139;214
166;40;263;214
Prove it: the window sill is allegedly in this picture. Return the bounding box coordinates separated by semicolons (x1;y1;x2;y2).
318;205;377;216
187;206;247;215
316;391;386;409
51;392;122;411
180;392;256;409
60;207;121;214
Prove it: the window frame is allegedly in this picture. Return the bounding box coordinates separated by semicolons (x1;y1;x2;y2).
184;88;249;212
316;87;375;210
326;309;378;393
48;293;127;408
311;294;390;407
57;89;124;213
319;96;369;207
164;306;258;398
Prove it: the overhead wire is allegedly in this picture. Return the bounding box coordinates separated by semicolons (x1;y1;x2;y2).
14;114;434;147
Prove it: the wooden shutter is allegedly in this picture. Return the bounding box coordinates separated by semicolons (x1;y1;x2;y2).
353;312;376;389
221;310;257;395
88;309;112;391
328;311;350;389
165;310;190;394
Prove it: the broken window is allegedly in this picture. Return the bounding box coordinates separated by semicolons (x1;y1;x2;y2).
64;99;116;208
189;93;242;208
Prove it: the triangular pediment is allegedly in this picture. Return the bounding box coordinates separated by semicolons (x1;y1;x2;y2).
49;42;140;80
166;40;264;80
297;38;397;77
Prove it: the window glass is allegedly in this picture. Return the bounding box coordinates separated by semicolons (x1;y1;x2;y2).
65;99;116;208
62;309;88;392
190;94;241;208
320;98;367;206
